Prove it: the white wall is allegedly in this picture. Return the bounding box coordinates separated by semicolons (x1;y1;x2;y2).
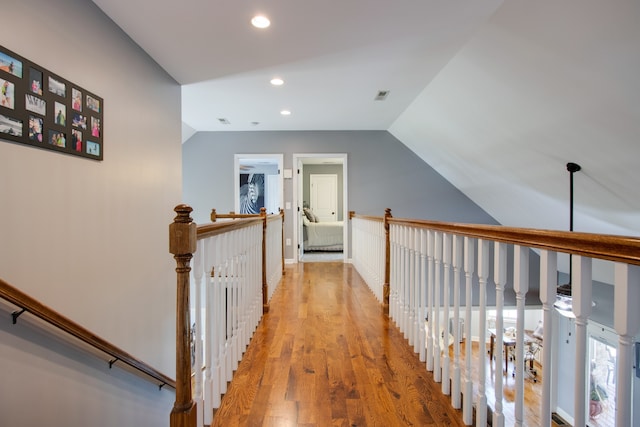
0;0;181;425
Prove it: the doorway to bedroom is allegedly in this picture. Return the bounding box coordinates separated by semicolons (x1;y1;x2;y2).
234;154;284;215
293;154;348;263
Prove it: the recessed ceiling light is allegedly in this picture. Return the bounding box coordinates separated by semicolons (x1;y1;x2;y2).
280;110;291;116
270;78;284;86
251;15;270;29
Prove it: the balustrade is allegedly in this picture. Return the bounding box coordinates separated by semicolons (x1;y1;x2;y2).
350;210;640;427
170;206;285;427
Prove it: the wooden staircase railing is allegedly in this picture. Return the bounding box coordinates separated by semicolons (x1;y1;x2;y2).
170;204;285;427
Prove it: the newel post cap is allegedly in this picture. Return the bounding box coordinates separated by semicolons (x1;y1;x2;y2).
169;204;197;255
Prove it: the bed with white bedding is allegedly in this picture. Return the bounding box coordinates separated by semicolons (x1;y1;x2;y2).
302;216;344;251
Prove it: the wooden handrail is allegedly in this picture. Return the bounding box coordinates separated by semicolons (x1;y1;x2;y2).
0;277;176;389
350;212;384;222
197;217;264;239
386;217;640;266
351;210;640;265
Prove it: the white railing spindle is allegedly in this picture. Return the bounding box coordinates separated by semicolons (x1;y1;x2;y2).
419;229;427;363
452;235;462;409
426;230;435;372
572;255;592;427
614;263;640;427
442;233;452;395
463;237;475;425
539;249;556;427
476;239;490;427
434;231;442;383
513;245;529;427
413;228;422;355
493;241;506;427
193;239;205;427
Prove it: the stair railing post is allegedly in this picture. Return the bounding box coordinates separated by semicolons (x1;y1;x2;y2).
169;204;198;427
261;208;269;313
383;208;392;314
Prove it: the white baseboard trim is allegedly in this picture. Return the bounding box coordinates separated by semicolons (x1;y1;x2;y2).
285;258;296;264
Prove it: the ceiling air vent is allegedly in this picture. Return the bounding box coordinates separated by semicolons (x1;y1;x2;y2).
374;90;390;101
218;118;230;124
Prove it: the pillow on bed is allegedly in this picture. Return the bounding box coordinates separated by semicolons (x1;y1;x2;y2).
303;208;318;222
302;216;311;226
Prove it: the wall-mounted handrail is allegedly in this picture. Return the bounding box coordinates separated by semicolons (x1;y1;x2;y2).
0;277;176;390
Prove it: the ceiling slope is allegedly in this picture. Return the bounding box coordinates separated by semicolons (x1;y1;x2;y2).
390;0;640;237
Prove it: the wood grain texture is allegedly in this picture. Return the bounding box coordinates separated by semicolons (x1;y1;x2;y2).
211;262;465;426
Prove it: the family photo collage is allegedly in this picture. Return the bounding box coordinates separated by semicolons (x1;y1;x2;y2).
0;45;104;160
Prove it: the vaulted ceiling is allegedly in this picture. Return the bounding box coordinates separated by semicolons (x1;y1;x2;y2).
92;0;640;238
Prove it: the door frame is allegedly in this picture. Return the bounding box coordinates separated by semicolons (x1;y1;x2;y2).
292;153;348;263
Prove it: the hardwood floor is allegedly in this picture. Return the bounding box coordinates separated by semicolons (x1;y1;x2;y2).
211;262;547;426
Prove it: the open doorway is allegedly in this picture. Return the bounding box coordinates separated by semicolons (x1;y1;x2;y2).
292;154;348;263
234;154;283;215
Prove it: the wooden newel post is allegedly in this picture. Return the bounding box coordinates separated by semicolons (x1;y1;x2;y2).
383;208;392;315
169;204;197;427
280;208;286;276
261;208;269;313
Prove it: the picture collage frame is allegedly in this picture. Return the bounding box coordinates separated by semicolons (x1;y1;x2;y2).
0;45;104;160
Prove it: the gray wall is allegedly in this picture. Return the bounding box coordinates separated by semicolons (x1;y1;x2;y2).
0;0;181;425
183;130;499;260
184;130;559;307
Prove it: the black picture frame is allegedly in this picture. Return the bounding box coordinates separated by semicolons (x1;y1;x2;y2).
0;44;104;160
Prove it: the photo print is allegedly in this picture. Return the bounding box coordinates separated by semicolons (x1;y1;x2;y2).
239;173;265;214
28;115;43;142
0;51;22;78
71;129;82;152
48;76;66;97
54;101;66;125
91;116;100;137
1;78;15;109
48;129;66;148
86;94;100;113
86;140;100;156
25;94;46;115
72;112;87;129
30;68;43;95
72;88;82;111
0;113;22;137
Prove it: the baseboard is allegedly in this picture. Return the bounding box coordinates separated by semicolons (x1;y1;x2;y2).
285;258;296;264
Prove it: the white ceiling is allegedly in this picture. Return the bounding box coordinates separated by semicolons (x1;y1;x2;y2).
92;0;640;239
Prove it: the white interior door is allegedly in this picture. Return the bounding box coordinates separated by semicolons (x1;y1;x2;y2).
310;174;337;222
